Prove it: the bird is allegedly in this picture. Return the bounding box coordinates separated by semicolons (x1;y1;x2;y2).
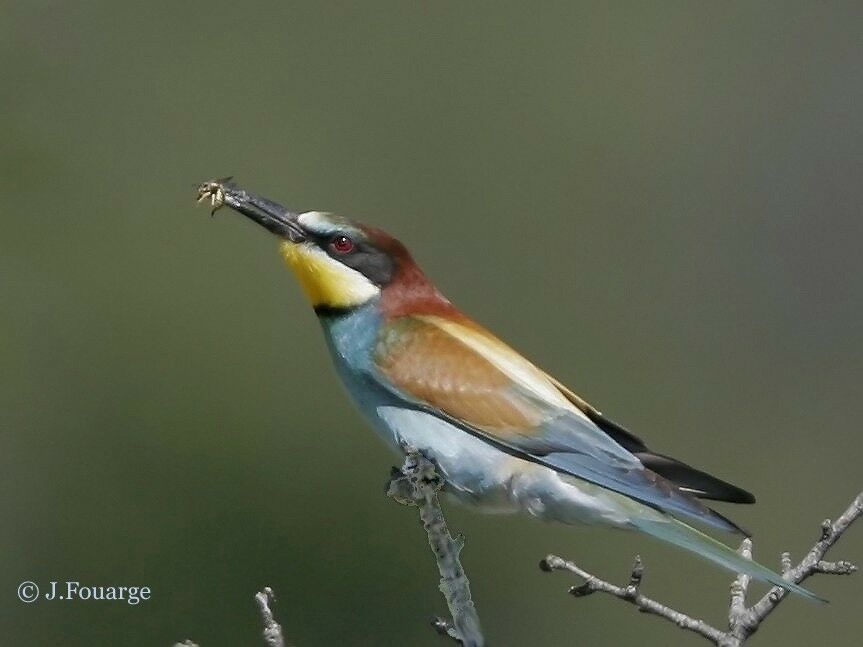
196;178;818;600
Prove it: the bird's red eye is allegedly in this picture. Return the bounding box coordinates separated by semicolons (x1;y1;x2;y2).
330;235;354;254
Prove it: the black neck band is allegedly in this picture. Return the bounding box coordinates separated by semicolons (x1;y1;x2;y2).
313;304;358;318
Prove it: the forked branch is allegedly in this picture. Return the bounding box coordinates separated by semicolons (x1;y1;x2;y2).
175;454;856;647
541;491;862;646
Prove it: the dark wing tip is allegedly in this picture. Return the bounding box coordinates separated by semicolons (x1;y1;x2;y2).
636;452;756;505
581;412;757;505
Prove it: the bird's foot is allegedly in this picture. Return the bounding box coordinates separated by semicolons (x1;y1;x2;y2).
386;447;444;506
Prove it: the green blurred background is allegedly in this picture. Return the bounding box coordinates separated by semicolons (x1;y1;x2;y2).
2;2;861;645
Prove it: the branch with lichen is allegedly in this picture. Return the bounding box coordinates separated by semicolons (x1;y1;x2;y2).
255;587;286;647
540;490;862;646
386;447;485;647
174;587;287;647
172;434;854;647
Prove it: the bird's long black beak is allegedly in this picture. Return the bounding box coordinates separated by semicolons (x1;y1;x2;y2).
197;178;306;243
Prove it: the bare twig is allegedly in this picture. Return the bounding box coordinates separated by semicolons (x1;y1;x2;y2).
254;587;286;647
540;554;727;643
542;490;862;645
387;447;485;647
727;538;753;634
727;491;863;643
176;587;287;647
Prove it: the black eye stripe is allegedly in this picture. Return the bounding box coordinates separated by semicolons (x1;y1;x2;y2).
311;232;394;287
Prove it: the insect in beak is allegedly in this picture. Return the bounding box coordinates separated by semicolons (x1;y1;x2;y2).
196;176;233;216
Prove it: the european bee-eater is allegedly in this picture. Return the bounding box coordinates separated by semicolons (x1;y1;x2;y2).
197;179;817;599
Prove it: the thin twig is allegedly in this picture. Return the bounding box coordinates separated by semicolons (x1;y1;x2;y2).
727;539;753;634
540;554;727;643
542;490;862;645
254;587;286;647
387;447;485;647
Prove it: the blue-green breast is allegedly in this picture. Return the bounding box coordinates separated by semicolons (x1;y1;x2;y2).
316;301;405;448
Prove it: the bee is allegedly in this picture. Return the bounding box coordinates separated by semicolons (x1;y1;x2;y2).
196;176;233;216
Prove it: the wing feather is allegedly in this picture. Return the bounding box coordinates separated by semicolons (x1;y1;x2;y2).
372;315;746;534
545;370;755;504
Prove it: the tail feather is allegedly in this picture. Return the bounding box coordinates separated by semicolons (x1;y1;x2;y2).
633;518;825;602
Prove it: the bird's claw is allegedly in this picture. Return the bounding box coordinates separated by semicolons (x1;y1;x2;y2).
385;448;444;505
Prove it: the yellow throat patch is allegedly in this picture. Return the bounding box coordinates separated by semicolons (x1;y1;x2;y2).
279;241;379;309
